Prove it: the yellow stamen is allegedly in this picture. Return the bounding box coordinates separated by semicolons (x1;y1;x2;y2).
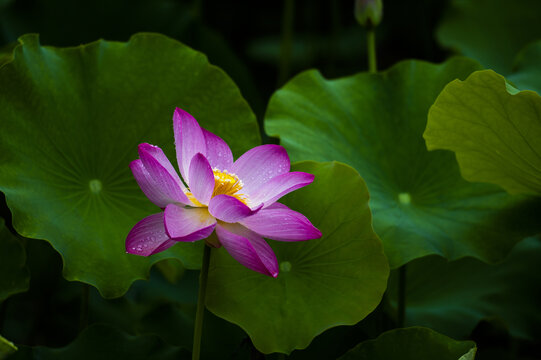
185;168;248;206
212;168;248;204
212;169;242;196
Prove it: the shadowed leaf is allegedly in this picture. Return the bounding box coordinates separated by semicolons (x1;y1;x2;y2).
436;0;541;73
339;327;476;360
387;237;541;341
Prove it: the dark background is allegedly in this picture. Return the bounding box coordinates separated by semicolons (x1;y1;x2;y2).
0;0;447;123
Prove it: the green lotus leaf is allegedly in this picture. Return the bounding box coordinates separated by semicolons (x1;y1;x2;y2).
425;70;541;196
508;41;541;94
265;57;540;269
8;324;190;360
338;327;476;360
0;218;29;302
0;334;17;360
387;237;541;341
0;33;260;298
206;161;389;354
436;0;541;74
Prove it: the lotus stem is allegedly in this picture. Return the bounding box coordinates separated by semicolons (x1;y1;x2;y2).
192;245;211;360
367;29;377;73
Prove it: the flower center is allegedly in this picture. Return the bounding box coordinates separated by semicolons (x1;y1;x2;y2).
212;168;243;197
186;168;247;206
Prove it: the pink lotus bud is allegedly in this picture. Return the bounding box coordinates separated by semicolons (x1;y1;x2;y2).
355;0;383;28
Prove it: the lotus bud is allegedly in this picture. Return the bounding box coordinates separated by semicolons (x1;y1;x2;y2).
355;0;383;28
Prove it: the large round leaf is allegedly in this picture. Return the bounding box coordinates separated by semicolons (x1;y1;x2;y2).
265;58;540;268
338;327;476;360
436;0;541;74
0;33;260;298
387;237;541;341
425;70;541;196
0;218;29;302
9;324;190;360
206;161;389;354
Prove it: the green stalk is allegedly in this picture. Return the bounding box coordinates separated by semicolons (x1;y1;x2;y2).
397;265;406;328
367;28;377;73
192;245;211;360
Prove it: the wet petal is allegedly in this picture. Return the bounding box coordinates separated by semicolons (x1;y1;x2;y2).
208;194;262;223
173;107;207;183
130;160;187;208
203;128;234;171
249;172;314;208
164;204;216;241
240;203;321;241
137;143;191;206
126;213;172;256
231;144;290;196
216;223;278;277
188;153;215;205
138;143;187;192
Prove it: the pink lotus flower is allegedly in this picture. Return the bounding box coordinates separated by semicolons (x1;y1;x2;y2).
126;108;321;277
